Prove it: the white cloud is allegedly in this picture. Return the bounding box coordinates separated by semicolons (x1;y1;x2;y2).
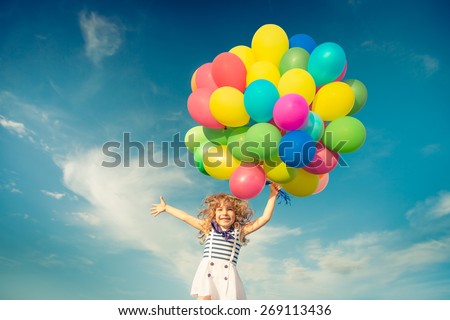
421;143;441;156
389;238;450;270
79;11;122;65
41;190;66;200
72;212;101;226
242;229;450;299
0;115;35;143
57;147;206;283
361;40;402;55
0;92;60;152
0;256;21;268
38;254;64;267
360;40;439;77
430;192;450;218
411;54;439;77
0;181;22;194
407;191;450;231
0;115;32;138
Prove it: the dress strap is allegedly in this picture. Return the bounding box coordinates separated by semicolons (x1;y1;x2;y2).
228;228;238;264
208;230;213;259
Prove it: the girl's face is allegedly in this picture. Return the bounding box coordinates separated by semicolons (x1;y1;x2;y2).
214;201;236;230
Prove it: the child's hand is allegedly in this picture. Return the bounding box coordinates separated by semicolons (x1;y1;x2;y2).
150;196;167;217
269;182;282;197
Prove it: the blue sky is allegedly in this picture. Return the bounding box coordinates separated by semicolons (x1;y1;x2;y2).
1;0;449;299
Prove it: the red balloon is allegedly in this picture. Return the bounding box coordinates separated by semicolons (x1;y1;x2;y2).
187;88;224;129
335;61;348;81
211;52;247;92
195;63;218;90
303;142;339;174
229;164;266;199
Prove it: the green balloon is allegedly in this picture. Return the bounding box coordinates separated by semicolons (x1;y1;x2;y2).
227;127;256;162
203;127;228;145
279;47;310;75
193;142;211;176
322;116;366;153
184;126;206;153
184;126;228;153
344;79;368;116
244;123;282;162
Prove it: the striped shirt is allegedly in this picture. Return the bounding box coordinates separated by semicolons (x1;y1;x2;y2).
202;228;242;265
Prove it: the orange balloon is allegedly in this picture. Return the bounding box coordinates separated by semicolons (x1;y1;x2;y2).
313;173;329;194
191;69;197;91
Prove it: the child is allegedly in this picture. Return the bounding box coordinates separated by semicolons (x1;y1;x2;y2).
150;182;281;300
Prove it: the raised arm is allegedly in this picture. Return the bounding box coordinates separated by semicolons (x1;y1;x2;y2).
150;196;205;231
241;183;281;237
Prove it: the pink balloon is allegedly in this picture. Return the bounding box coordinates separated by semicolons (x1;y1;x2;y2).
212;52;247;92
335;61;348;81
303;142;339;174
187;88;224;129
229;164;266;199
273;94;309;131
313;173;329;194
195;63;218;90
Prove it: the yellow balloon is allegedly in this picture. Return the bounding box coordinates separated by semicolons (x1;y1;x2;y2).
210;86;250;127
251;24;289;66
277;68;317;105
191;69;198;91
246;60;280;87
203;145;241;180
311;82;355;121
263;156;298;183
281;169;319;197
229;45;255;72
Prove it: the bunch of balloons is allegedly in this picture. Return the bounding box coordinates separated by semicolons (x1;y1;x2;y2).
184;24;368;200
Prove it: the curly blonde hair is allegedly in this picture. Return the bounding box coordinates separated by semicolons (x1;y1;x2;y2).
197;193;254;245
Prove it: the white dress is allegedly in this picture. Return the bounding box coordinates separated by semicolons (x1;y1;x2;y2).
190;227;247;300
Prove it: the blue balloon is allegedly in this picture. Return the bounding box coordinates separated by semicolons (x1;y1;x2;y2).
244;79;279;123
278;131;316;168
289;34;317;54
307;42;346;87
300;111;324;141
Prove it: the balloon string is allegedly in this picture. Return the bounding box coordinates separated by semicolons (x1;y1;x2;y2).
265;181;291;205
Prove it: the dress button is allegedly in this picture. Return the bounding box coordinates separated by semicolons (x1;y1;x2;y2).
208;273;211;277
210;262;214;266
224;277;228;280
224;265;228;268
